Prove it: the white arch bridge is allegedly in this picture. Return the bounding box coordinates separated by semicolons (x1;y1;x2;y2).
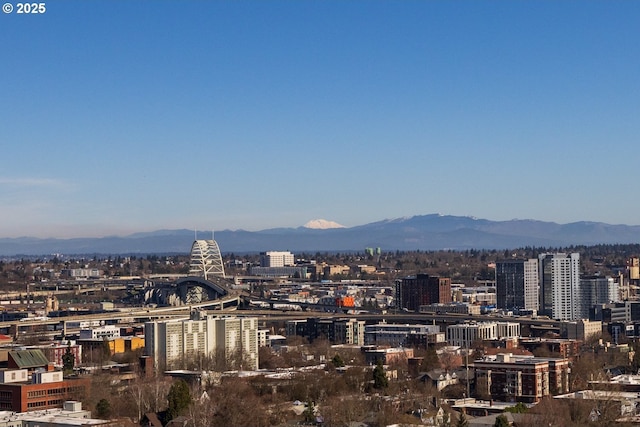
142;275;236;306
142;238;236;306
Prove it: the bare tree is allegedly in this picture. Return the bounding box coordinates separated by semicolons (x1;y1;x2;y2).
439;351;462;372
321;395;372;427
208;378;270;427
125;372;172;422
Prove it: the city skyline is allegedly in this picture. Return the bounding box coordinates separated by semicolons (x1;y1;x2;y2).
2;1;639;238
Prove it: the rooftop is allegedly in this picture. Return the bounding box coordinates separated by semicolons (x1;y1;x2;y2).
8;349;50;369
0;401;107;425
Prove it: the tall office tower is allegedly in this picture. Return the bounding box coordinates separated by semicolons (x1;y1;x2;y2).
396;274;452;312
580;276;620;318
538;253;581;320
260;251;295;267
495;259;539;312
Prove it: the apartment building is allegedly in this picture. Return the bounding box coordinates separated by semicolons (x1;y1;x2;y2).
334;318;366;345
145;312;259;370
539;253;581;320
560;319;602;341
285;318;366;345
474;353;570;403
364;323;444;347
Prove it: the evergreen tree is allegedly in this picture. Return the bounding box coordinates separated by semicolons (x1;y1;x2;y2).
632;342;640;373
95;398;111;419
331;354;345;368
166;379;192;421
372;360;389;389
504;402;528;413
493;414;509;427
440;411;450;427
62;343;74;375
456;411;469;427
303;400;315;423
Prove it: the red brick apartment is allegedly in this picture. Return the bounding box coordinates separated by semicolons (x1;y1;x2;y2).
474;352;570;403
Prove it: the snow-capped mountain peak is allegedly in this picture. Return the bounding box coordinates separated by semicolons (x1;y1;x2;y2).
303;219;346;229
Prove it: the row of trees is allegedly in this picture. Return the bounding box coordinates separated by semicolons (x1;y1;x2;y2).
5;243;640;289
60;326;640;427
78;339;450;427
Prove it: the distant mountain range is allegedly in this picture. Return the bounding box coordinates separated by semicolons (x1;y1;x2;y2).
2;214;640;256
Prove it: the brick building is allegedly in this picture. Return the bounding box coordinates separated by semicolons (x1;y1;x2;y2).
396;274;451;312
474;353;570;403
362;347;414;365
0;350;89;412
519;338;581;359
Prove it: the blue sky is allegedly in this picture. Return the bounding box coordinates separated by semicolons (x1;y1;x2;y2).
1;1;639;238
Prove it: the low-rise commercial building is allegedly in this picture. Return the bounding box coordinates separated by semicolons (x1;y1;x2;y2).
446;322;520;348
0;351;89;412
0;400;120;426
362;347;414;365
364;323;444;348
285;318;366;345
560;319;602;341
419;303;481;315
79;325;120;340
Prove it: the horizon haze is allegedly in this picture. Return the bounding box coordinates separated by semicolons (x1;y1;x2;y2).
3;213;640;256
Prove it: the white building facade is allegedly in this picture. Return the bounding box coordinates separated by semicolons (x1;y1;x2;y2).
145;312;259;370
260;251;295;267
539;253;581;320
580;276;620;318
446;322;520;348
79;325;120;340
447;322;497;348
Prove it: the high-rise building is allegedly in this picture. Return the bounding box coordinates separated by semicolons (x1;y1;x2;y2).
215;316;259;369
538;253;581;320
260;251;295;267
495;259;539;312
396;274;451;312
580;276;620;318
145;312;259;370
